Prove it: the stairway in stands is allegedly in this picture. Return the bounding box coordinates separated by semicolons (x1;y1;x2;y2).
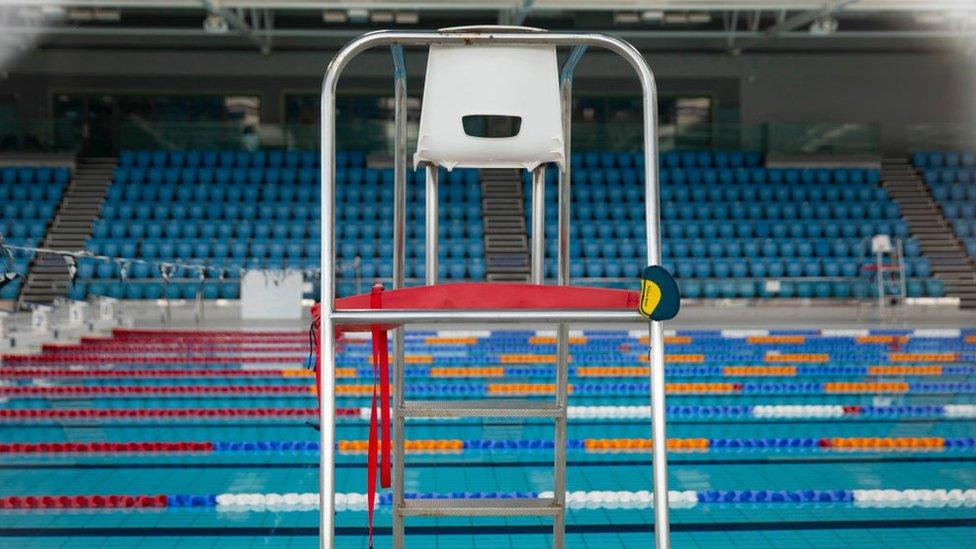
19;157;116;305
480;169;530;282
881;158;976;308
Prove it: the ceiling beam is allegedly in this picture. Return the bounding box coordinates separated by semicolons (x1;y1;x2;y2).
730;0;859;53
200;0;270;54
6;25;976;41
724;9;739;49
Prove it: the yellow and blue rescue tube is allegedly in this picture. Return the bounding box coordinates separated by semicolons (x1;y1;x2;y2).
638;265;680;321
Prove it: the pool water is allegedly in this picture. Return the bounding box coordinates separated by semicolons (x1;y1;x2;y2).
1;327;975;548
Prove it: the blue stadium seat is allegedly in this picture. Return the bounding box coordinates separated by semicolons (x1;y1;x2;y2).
925;279;945;297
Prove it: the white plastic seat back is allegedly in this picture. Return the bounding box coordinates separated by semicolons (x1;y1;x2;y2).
414;40;565;171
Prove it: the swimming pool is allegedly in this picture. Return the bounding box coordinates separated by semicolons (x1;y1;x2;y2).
2;327;975;548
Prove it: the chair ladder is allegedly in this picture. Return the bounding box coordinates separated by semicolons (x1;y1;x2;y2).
390;324;571;548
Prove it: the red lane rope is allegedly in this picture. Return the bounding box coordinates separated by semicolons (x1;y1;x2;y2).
0;368;293;378
0;408;359;419
0;495;167;509
110;336;305;340
77;333;302;339
112;328;307;339
0;386;312;396
2;355;303;364
42;345;311;353
0;442;212;453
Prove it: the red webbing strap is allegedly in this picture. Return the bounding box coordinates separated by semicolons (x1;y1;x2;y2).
311;304;321;409
367;284;391;548
366;363;379;548
372;287;392;488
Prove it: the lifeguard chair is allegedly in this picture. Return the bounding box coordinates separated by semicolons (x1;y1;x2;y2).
318;27;674;549
862;234;907;313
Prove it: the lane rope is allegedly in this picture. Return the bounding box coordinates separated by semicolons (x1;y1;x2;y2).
8;489;975;511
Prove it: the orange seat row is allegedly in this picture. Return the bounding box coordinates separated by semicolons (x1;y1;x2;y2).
639;336;692;345
856;335;909;344
583;438;709;450
746;336;805;344
334;384;374;396
723;366;797;377
424;337;478;345
430;367;504;378
486;383;573;395
823;382;909;393
576;367;649;377
867;365;942;376
639;354;705;363
665;382;738;394
281;369;317;378
764;353;829;363
499;354;563;364
337;439;464;453
889;353;958;362
827;437;944;449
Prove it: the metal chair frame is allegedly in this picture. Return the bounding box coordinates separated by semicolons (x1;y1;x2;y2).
319;28;670;549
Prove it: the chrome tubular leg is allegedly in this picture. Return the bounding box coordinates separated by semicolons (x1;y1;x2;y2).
638;50;669;549
392;326;406;548
552;50;580;549
318;313;337;548
391;44;407;549
553;322;569;548
425;165;439;285
876;251;885;314
647;320;669;546
531;165;546;284
319;51;339;549
392;45;407;292
557;68;577;288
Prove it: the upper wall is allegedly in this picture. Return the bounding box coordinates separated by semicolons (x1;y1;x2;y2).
2;47;975;154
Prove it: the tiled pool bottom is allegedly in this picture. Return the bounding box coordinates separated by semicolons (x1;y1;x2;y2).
1;327;975;547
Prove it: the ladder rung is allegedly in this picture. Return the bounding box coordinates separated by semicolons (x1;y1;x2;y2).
401;399;562;418
398;497;560;516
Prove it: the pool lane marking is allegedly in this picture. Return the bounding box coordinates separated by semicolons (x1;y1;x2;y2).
3;437;972;455
2;404;975;421
4;489;975;513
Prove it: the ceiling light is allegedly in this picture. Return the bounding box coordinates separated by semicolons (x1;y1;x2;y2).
687;12;712;24
66;8;93;21
641;11;664;22
323;10;347;23
613;12;640;24
347;8;369;23
93;9;121;22
913;12;946;25
370;11;394;24
809;16;838;35
663;12;688;24
203;13;229;34
40;6;66;20
395;11;418;25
